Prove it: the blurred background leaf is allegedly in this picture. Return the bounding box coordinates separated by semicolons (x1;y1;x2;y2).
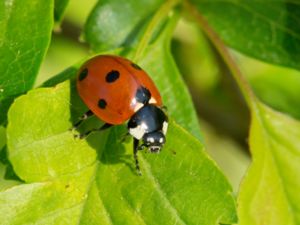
238;52;300;120
54;0;69;22
201;120;250;194
0;0;54;124
190;0;300;71
181;2;300;224
172;19;249;147
84;0;165;52
138;14;203;140
172;16;300;145
37;36;88;86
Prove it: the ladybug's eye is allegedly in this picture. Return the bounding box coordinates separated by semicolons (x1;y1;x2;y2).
128;119;137;128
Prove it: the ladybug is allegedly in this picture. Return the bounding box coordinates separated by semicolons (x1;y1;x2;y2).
73;55;168;174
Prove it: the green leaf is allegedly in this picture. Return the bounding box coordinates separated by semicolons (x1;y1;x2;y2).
139;14;202;140
190;1;300;71
0;0;54;124
54;0;69;22
3;80;237;224
84;0;164;52
238;102;300;225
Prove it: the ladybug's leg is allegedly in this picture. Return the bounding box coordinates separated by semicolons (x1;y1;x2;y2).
133;138;142;176
119;132;130;143
71;110;94;131
74;123;112;139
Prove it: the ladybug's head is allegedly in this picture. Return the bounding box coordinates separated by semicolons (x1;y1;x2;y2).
143;131;165;153
128;104;168;153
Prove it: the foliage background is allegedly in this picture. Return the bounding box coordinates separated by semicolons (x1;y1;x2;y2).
1;0;300;224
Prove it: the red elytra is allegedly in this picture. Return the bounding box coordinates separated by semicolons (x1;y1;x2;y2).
76;55;163;125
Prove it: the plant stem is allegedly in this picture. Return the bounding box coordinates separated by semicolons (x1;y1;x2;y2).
184;1;257;110
133;0;181;63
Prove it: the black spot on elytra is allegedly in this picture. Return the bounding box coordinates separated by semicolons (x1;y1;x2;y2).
135;86;151;104
79;68;88;81
131;63;142;70
106;70;120;83
98;99;107;109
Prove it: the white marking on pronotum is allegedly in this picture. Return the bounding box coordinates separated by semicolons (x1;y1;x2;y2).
162;121;168;135
149;97;157;104
129;126;145;139
129;122;148;140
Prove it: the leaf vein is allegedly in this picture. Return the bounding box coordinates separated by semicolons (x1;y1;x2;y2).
140;156;187;225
